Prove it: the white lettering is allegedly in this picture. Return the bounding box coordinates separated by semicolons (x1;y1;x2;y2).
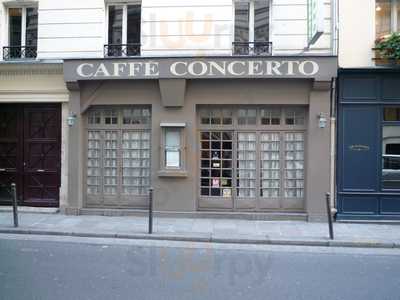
299;61;319;76
94;63;111;77
248;61;263;76
227;61;246;76
129;62;144;76
170;62;188;76
145;62;159;76
208;61;227;76
188;61;208;76
77;63;94;77
266;61;282;76
282;61;300;76
113;62;127;77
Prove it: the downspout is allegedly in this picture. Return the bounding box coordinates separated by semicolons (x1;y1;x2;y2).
329;77;337;214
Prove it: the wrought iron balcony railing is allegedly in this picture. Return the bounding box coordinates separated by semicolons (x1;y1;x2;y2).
3;46;37;60
232;41;272;56
104;43;141;57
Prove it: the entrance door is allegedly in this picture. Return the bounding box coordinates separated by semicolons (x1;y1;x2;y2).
0;104;61;207
198;106;306;211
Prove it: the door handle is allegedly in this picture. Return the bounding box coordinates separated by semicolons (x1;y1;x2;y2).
0;169;5;172
37;169;45;172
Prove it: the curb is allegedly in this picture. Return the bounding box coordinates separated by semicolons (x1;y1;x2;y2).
0;228;399;249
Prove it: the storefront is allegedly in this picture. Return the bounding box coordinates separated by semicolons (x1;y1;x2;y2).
63;56;337;221
337;68;400;220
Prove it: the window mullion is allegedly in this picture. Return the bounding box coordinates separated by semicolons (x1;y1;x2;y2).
122;5;128;45
21;7;27;47
249;1;255;43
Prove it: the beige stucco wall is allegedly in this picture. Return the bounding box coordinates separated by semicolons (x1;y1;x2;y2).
339;0;375;68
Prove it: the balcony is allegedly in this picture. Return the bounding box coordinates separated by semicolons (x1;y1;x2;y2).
3;46;37;60
232;42;272;56
104;44;141;58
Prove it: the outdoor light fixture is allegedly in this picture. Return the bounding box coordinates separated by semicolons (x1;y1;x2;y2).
318;113;327;129
67;113;77;127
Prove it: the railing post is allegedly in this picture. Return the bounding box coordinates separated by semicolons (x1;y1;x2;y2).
148;187;154;234
326;192;334;240
11;183;18;228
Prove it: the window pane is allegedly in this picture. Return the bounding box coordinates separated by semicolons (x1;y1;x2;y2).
382;125;400;189
254;1;269;42
376;0;391;38
26;7;38;47
165;129;181;168
285;107;305;125
108;6;123;44
234;2;249;42
9;8;22;46
384;107;400;121
127;5;141;44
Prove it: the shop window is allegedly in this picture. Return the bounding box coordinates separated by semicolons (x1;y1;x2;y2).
159;123;186;176
122;107;151;125
4;7;38;60
86;106;151;206
105;3;141;57
384;107;400;121
376;0;400;38
382;125;400;189
261;107;281;125
200;108;233;126
238;108;257;125
285;108;305;125
233;0;271;55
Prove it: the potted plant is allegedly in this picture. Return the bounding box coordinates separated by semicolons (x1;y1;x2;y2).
374;33;400;66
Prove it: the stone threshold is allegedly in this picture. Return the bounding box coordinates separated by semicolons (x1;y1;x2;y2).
0;206;59;214
74;208;308;221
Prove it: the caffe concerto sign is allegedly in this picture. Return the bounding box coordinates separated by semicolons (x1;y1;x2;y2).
64;57;337;82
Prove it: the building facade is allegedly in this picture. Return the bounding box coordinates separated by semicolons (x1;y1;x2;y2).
0;0;338;221
337;0;400;219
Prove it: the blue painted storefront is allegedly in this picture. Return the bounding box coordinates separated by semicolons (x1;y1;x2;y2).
337;69;400;220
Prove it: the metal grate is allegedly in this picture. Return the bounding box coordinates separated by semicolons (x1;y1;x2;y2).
3;46;37;60
232;42;272;56
104;43;141;57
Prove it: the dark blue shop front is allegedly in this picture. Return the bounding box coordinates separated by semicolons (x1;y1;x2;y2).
337;69;400;220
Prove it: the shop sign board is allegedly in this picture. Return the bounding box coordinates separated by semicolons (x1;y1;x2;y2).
64;57;338;82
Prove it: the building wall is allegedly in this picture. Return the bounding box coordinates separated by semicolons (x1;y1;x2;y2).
338;0;375;68
0;0;336;60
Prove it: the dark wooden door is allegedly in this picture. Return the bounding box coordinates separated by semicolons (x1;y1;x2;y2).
0;104;61;207
0;106;23;204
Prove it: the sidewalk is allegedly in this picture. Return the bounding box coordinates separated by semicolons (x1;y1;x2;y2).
0;211;400;249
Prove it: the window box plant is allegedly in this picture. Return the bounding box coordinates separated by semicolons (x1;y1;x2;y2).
374;33;400;66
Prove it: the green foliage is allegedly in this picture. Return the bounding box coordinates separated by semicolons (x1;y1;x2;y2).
375;33;400;60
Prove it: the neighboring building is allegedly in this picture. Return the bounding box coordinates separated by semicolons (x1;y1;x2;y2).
0;0;338;222
337;0;400;219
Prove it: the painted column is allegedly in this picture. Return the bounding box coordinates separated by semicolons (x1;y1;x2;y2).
64;83;83;215
306;82;332;222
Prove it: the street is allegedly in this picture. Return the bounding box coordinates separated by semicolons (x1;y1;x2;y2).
0;235;400;300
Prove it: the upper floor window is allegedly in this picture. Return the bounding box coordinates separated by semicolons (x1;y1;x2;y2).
105;4;141;57
376;0;400;38
233;0;271;56
3;7;38;60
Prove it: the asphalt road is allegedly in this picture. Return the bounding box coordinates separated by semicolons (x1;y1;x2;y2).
0;234;400;300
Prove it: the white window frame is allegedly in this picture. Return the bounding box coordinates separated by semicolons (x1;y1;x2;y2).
4;5;37;47
105;1;141;46
232;0;271;44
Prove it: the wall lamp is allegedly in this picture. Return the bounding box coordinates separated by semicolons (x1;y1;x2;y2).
318;113;328;129
67;113;77;127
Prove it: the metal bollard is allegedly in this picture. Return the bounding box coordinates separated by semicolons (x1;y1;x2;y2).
148;187;154;234
11;183;18;228
326;192;334;240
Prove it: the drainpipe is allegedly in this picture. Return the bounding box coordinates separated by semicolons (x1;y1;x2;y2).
329;77;337;213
